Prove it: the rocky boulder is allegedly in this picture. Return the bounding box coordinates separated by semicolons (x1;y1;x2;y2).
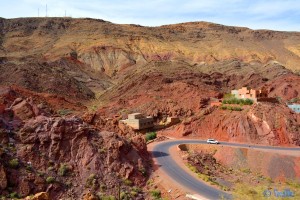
10;97;45;121
13;115;148;199
25;192;49;200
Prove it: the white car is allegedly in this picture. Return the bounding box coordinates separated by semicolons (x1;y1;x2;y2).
206;139;219;144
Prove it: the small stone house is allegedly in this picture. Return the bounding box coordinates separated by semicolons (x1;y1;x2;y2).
120;113;154;130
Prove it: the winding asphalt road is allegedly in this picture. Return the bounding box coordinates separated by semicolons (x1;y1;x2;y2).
152;140;300;200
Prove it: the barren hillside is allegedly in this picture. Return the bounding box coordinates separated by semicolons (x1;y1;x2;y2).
0;17;300;198
1;18;300;71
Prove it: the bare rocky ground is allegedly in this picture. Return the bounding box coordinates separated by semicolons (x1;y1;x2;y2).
157;100;300;147
0;88;150;199
179;144;300;200
0;17;300;199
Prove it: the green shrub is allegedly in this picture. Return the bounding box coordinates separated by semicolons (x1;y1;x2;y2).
187;164;198;173
132;186;142;193
57;109;72;116
123;179;132;186
9;159;19;169
58;163;68;176
130;191;138;197
86;174;96;188
47;166;54;171
244;98;253;105
46;176;55;184
146;179;154;186
9;192;19;199
240;168;251;174
233;107;243;111
101;195;116;200
221;105;227;110
26;165;33;171
222;98;253;105
99;148;106;153
150;190;161;199
221;105;242;111
198;174;211;182
120;191;131;200
232;184;265;200
139;167;147;176
145;132;157;142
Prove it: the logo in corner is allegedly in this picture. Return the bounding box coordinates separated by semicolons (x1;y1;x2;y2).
263;190;272;197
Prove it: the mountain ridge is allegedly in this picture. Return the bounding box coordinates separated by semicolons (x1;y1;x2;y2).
0;16;300;200
3;17;300;33
1;17;300;74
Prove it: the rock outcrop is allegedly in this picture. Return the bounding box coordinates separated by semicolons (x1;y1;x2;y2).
163;102;300;146
25;192;49;200
0;91;149;199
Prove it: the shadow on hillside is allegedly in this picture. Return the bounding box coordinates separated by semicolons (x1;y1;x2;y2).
150;151;169;158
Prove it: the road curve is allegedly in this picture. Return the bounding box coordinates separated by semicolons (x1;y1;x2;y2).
151;140;300;200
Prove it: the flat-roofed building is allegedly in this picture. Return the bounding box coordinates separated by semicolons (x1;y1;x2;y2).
121;113;154;130
231;87;269;102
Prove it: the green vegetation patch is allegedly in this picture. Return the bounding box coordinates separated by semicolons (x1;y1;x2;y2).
86;174;96;188
222;98;253;105
9;192;19;199
150;190;161;199
46;176;55;184
58;163;69;176
221;105;243;111
9;159;19;169
100;195;116;200
123;179;133;186
145;132;157;142
57;109;73;116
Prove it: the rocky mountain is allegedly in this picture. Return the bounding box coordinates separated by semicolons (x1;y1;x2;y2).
0;17;300;198
1;18;300;97
160;102;300;146
0;87;149;199
2;18;300;71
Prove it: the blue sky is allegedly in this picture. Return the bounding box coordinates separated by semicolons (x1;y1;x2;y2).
1;0;300;31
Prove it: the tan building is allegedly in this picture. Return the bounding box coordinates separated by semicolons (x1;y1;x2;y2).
231;87;268;102
166;117;180;125
121;113;154;130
